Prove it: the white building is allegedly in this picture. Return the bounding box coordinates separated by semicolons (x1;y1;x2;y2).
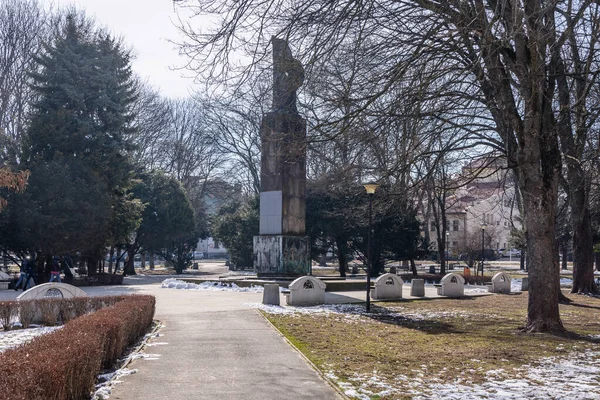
425;156;522;257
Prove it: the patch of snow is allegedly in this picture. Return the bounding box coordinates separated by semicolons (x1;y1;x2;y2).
464;285;489;293
329;351;600;400
160;278;264;293
0;326;62;353
248;303;366;317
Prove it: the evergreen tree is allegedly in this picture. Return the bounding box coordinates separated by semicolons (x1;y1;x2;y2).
17;12;137;273
211;196;259;270
133;171;198;274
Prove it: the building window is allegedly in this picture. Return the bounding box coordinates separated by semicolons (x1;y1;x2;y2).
453;220;459;231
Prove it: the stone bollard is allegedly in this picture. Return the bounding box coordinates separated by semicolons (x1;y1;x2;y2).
410;279;425;297
262;284;280;306
521;277;529;291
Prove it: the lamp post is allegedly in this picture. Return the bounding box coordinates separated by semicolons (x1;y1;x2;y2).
446;231;450;269
480;223;486;275
363;182;379;312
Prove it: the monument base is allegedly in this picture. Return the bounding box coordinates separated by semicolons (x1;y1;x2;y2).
254;235;311;277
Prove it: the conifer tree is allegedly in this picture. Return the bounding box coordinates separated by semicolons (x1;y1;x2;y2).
17;12;138;270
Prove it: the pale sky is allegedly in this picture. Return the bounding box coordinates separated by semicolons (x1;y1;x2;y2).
48;0;196;98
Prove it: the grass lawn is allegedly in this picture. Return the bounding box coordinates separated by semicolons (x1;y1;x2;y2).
263;292;600;399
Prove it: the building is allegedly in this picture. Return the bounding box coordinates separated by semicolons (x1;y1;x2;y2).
424;155;522;258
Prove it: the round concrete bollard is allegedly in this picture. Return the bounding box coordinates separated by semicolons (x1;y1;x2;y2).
521;277;529;291
410;279;425;297
262;284;280;306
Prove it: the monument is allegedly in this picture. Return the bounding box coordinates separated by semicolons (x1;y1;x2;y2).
253;38;311;277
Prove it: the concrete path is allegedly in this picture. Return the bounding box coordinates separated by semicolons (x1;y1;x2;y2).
109;281;345;400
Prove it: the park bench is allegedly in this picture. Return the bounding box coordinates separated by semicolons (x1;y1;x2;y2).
487;272;512;294
0;270;12;289
286;276;326;306
436;273;465;297
371;273;403;300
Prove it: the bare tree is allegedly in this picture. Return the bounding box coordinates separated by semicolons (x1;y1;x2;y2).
0;0;49;165
174;0;600;331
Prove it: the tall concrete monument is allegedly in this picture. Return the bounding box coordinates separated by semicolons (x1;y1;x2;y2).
253;38;311;277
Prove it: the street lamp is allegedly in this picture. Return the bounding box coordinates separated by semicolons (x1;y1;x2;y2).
480;223;486;275
446;231;450;268
363;182;379;312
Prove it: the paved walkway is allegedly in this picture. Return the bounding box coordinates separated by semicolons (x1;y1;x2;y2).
109;284;344;400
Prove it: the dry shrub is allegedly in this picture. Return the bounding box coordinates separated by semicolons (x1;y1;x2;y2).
70;297;89;319
37;299;61;326
58;299;76;323
18;300;36;328
0;295;155;400
88;296;106;313
0;301;18;330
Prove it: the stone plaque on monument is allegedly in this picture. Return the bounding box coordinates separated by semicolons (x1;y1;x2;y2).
254;38;311;277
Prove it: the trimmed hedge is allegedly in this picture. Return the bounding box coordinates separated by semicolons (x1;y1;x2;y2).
0;295;155;400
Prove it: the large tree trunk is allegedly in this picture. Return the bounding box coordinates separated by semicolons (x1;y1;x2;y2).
518;112;564;332
124;247;137;276
568;180;598;294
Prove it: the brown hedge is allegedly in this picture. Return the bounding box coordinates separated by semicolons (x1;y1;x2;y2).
0;295;155;400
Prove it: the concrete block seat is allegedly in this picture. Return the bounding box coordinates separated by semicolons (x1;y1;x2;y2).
0;271;12;289
285;276;326;306
488;272;512;294
437;273;465;297
17;282;87;300
371;273;403;300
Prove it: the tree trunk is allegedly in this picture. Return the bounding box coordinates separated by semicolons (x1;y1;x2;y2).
410;259;417;277
520;160;564;332
335;237;348;278
569;186;598;294
561;247;568;271
108;246;115;274
87;257;96;275
141;252;146;269
336;252;347;278
150;251;155;270
124;248;136;276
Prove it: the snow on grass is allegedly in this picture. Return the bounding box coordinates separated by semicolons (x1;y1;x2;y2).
251;302;478;322
257;303;600;399
160;278;264;293
408;349;600;400
325;349;600;400
0;326;62;353
249;302;366;317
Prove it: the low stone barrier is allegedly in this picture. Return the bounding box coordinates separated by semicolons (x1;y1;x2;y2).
371;273;403;300
286;276;326;306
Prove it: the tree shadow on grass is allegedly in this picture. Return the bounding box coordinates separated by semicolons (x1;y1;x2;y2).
364;303;466;334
